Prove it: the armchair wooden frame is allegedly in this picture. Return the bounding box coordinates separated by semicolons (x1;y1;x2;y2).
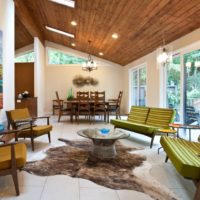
6;109;52;151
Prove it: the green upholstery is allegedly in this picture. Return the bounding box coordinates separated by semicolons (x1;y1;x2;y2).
110;106;175;147
160;136;200;180
146;108;175;129
110;120;159;135
128;106;149;124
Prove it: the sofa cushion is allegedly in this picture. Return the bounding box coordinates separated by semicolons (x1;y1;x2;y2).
160;136;200;180
127;106;149;124
110;119;159;135
146;108;175;129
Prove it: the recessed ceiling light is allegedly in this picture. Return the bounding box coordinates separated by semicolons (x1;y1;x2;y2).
99;52;104;56
45;26;75;38
49;0;75;8
71;43;76;47
71;21;77;26
112;33;119;39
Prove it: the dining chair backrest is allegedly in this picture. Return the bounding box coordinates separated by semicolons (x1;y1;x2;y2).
90;91;96;101
94;91;105;104
77;91;89;103
117;91;123;107
55;91;63;108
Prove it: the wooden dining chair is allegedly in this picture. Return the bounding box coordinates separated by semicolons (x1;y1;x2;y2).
52;99;64;115
56;91;72;122
108;91;123;121
93;91;107;123
76;91;91;124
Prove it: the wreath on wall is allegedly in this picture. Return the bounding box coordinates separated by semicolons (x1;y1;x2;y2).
73;75;98;87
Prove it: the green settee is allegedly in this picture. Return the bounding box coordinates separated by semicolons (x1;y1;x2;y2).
160;136;200;199
110;106;175;148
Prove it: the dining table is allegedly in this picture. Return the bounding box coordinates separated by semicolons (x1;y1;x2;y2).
64;99;111;123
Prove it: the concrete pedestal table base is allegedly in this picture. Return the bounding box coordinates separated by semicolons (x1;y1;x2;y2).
77;128;130;159
92;139;117;159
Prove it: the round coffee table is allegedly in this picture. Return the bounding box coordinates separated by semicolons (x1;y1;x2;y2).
77;128;129;159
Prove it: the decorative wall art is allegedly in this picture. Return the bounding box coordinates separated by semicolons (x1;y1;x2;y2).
73;75;98;87
0;31;3;109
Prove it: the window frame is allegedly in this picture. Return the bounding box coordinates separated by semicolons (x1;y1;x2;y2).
46;47;87;67
129;63;147;109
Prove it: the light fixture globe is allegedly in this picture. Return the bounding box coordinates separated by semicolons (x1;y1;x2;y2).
157;48;168;63
82;41;97;72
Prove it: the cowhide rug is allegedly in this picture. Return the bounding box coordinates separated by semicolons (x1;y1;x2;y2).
24;139;178;200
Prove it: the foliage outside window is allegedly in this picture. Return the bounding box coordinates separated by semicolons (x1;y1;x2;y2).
184;50;200;101
48;49;87;65
15;52;34;63
166;56;181;122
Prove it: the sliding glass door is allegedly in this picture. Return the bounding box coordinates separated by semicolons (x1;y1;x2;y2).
130;65;147;106
183;49;200;125
166;56;181;122
166;47;200;125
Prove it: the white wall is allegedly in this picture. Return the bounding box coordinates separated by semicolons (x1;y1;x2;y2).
0;0;15;122
15;44;34;57
45;42;124;114
123;28;200;113
34;38;45;116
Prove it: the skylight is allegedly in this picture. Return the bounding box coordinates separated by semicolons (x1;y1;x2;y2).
45;26;75;38
49;0;75;8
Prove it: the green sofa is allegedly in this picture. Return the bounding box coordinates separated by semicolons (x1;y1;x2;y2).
110;106;175;148
160;136;200;199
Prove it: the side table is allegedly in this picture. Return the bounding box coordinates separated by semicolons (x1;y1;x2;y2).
170;123;200;141
157;128;177;154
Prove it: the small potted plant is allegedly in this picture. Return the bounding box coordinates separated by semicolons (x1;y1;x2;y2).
67;88;74;101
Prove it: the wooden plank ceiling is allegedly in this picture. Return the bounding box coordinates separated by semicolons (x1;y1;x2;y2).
15;0;200;66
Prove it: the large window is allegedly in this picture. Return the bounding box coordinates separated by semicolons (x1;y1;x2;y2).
184;49;200;125
15;51;34;63
130;64;147;106
47;49;87;65
165;47;200;125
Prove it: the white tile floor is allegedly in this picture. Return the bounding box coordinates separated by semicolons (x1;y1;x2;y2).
0;116;197;200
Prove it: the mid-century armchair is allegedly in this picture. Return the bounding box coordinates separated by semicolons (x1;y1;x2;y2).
0;130;26;196
6;108;52;151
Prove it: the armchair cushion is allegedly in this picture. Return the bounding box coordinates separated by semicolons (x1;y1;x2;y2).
0;143;26;170
9;109;30;121
32;125;52;135
18;125;52;137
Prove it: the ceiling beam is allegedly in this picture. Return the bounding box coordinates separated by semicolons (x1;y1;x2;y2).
14;0;44;44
